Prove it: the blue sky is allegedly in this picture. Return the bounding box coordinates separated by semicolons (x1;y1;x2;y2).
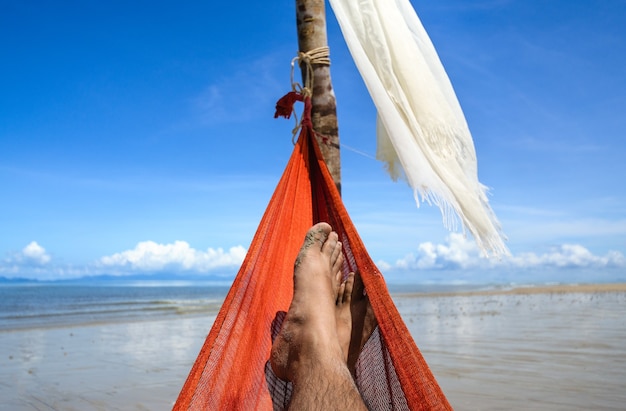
1;0;625;284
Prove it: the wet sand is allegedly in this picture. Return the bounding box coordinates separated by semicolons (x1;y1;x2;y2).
0;315;217;411
397;283;626;410
1;283;625;410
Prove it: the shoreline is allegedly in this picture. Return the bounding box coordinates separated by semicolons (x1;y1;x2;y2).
2;282;624;333
393;282;626;298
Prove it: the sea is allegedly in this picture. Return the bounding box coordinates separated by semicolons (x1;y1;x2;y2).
0;280;499;332
0;282;231;331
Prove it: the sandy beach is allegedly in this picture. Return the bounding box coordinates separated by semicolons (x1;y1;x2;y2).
1;283;625;410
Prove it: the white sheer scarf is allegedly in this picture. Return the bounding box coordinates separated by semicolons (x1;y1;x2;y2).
329;0;508;256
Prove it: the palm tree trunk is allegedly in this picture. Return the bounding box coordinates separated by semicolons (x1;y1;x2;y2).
296;0;341;194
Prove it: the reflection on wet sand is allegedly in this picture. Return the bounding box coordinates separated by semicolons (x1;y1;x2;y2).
0;316;217;410
398;288;626;410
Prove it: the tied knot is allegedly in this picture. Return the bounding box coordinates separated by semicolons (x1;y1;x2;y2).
290;46;331;95
297;47;331;68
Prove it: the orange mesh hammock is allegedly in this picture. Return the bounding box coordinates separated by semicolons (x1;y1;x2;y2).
173;92;452;410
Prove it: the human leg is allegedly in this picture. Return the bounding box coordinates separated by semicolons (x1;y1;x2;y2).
270;223;366;410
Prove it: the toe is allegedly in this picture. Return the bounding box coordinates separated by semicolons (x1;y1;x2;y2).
296;223;332;267
305;222;332;250
330;239;344;295
321;230;338;258
331;240;343;273
341;272;355;305
336;280;346;305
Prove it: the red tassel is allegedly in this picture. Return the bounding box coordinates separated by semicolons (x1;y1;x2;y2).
274;91;303;119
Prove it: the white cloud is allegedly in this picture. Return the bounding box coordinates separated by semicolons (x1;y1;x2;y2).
384;234;626;272
2;236;623;283
1;239;247;279
0;241;54;279
510;245;626;269
2;241;52;267
21;241;51;265
389;233;487;270
99;240;246;273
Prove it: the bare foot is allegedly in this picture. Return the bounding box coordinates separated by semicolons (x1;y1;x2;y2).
270;222;345;381
347;271;378;376
336;271;355;364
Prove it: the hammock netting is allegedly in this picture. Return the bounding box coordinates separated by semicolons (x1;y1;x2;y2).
173;92;451;410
